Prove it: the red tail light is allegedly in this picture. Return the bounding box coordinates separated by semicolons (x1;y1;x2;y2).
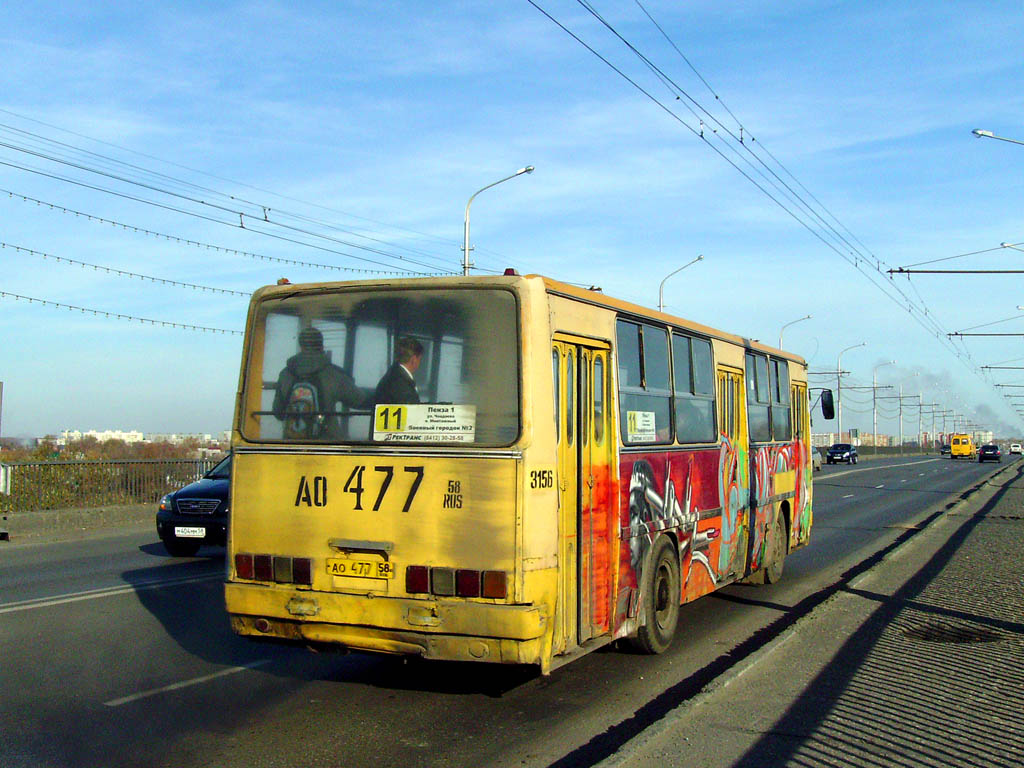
254;554;273;581
235;553;254;580
456;569;481;597
406;565;429;593
482;570;507;599
292;558;312;585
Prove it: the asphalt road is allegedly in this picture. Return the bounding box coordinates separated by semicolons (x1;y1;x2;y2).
0;454;1009;768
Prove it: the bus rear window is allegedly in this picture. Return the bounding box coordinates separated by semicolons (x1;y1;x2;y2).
241;287;520;446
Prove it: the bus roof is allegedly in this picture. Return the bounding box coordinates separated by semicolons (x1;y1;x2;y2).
534;275;807;366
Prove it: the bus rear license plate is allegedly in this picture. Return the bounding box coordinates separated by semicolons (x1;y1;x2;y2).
326;558;394;579
174;526;205;538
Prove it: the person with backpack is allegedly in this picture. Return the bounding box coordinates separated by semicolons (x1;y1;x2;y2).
273;326;364;440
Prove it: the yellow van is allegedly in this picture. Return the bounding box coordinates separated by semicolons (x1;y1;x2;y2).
950;433;975;460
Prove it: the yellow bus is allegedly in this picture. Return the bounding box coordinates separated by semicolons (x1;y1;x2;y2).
225;274;832;673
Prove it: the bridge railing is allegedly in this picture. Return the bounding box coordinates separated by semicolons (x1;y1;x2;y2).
0;458;220;512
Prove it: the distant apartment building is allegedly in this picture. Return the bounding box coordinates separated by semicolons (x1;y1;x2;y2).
146;433;215;444
59;429;145;444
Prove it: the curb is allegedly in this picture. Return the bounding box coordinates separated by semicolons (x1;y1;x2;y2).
0;503;154;544
594;460;1012;768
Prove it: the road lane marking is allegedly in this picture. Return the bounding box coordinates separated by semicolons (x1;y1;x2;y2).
823;457;941;480
0;573;222;615
875;484;885;489
901;480;907;483
842;494;855;499
104;660;271;707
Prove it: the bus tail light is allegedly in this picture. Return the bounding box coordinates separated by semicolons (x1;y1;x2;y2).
234;553;312;586
405;565;508;599
254;554;273;581
456;569;480;597
406;565;429;594
482;570;507;599
235;553;254;580
431;567;456;596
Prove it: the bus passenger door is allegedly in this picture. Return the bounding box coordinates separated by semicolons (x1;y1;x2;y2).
553;342;578;651
717;366;750;581
554;339;614;651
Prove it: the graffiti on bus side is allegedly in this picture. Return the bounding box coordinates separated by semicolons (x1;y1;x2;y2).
618;435;811;630
622;447;725;610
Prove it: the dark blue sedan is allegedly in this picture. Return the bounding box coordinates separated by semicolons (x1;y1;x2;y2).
155;454;230;556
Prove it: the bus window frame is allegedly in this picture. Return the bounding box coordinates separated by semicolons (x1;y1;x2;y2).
239;284;526;448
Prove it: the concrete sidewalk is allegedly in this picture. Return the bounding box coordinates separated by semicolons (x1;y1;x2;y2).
604;461;1024;768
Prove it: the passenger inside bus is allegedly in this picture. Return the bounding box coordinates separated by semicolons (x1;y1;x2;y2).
372;335;423;406
272;326;365;439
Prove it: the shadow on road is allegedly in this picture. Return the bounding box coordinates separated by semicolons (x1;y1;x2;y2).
728;461;1024;768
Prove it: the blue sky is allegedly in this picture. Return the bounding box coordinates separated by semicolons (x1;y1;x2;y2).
2;0;1024;439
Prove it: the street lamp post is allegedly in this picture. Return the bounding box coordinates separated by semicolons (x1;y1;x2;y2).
779;314;812;349
658;255;704;313
462;166;534;276
973;129;1024;147
873;360;896;454
837;342;866;440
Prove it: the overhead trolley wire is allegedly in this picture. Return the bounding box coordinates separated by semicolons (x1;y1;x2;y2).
0;140;457;274
0;108;473;269
1;240;251;296
0;159;442;275
0;187;424;276
527;0;990;392
0;291;241;335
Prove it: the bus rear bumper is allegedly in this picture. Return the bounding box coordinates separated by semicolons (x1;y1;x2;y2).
225;582;548;666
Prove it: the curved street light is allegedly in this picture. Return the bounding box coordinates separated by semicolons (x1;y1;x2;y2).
778;314;811;349
463;166;534;276
872;360;896;453
973;128;1024;147
658;255;704;313
836;342;866;439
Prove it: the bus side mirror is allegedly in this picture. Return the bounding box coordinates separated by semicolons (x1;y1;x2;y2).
820;390;835;420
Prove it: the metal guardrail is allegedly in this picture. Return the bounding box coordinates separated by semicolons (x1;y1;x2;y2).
0;458;219;513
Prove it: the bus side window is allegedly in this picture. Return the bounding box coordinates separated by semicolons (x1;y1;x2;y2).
616;319;671;445
594;356;605;444
746;353;771;442
674;333;716;443
771;360;792;441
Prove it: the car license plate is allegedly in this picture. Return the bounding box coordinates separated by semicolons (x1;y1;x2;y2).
326;558;394;579
174;526;205;538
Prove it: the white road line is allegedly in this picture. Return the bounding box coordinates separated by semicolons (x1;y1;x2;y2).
104;660;271;707
901;479;907;483
842;494;855;499
875;484;885;489
824;457;941;480
0;573;222;615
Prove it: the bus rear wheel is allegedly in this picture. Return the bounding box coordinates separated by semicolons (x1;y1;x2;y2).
630;537;680;654
763;515;788;584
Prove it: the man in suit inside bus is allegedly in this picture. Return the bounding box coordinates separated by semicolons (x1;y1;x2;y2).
373;336;423;406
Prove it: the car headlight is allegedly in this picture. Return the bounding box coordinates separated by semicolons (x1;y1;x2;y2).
159;494;174;512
